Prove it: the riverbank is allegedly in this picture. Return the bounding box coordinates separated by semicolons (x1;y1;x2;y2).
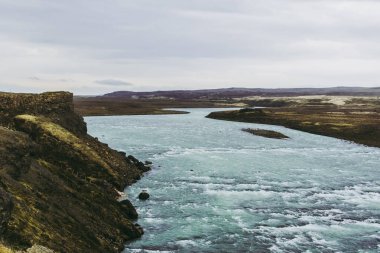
206;98;380;148
74;97;189;116
0;92;149;252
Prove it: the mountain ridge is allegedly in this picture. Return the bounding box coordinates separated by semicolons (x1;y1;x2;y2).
101;87;380;99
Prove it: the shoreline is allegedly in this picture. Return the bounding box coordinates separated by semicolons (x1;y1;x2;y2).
78;109;190;117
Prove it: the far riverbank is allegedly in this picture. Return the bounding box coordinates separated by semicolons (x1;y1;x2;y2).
207;105;380;148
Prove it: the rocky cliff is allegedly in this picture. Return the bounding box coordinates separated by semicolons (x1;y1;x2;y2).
0;92;86;136
0;92;148;253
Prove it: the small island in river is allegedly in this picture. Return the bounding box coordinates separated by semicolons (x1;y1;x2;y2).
242;128;289;139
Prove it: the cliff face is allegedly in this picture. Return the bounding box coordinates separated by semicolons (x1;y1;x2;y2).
0;92;148;253
0;92;86;135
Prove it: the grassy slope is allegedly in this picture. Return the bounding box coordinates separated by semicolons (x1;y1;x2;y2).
0;92;148;253
1;116;143;253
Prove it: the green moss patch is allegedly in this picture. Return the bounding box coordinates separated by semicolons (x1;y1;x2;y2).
14;115;115;177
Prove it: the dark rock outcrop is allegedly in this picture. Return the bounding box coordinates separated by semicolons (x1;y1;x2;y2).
128;155;151;172
0;92;148;253
120;199;138;220
0;187;12;235
134;223;144;235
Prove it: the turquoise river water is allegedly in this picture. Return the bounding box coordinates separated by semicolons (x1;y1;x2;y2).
85;108;380;253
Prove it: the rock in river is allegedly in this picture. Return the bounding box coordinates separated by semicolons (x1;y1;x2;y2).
138;190;150;200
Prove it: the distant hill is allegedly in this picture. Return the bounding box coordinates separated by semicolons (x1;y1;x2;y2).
102;87;380;99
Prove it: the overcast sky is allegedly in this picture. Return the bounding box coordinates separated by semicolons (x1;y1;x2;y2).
0;0;379;94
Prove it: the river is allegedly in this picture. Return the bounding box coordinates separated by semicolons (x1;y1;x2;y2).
85;108;380;253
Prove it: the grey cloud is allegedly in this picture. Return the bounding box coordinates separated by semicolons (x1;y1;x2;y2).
28;76;73;83
0;0;380;59
59;79;71;82
0;0;380;94
2;0;379;60
95;79;133;86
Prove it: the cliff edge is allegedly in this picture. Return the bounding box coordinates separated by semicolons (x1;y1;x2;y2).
0;92;148;253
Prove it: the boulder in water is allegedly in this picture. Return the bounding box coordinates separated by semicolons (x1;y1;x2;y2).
138;190;150;200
